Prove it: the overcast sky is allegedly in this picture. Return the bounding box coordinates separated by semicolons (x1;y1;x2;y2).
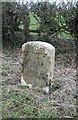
16;0;77;4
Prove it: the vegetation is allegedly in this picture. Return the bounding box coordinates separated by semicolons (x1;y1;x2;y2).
2;0;77;118
2;2;30;45
2;88;58;118
2;44;76;118
30;2;60;37
58;2;78;62
2;1;78;46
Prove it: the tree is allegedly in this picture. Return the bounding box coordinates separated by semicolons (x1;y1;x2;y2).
58;2;78;65
2;2;20;45
2;2;30;46
30;2;61;38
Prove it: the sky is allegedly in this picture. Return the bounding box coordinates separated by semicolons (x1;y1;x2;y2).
16;0;77;4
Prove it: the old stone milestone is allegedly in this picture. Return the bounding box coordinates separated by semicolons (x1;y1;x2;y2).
21;41;55;90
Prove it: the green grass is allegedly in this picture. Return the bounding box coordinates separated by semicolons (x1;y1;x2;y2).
19;12;40;30
2;85;58;118
29;12;40;30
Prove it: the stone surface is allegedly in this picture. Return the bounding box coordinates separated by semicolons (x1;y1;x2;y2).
21;41;55;88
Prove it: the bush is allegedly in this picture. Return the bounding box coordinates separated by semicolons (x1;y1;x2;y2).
2;2;30;46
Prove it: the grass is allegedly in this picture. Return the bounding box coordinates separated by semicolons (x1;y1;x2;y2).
29;12;40;30
2;85;58;118
19;12;40;30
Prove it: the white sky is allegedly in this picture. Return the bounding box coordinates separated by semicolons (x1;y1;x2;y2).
16;0;77;4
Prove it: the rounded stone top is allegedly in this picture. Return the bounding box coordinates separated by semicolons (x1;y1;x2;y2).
22;41;55;52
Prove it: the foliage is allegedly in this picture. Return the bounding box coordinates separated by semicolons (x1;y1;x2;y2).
58;2;78;37
2;1;78;47
2;2;19;45
2;2;30;46
30;2;60;37
58;2;78;62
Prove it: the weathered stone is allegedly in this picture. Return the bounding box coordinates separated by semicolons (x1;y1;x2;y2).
21;41;55;90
